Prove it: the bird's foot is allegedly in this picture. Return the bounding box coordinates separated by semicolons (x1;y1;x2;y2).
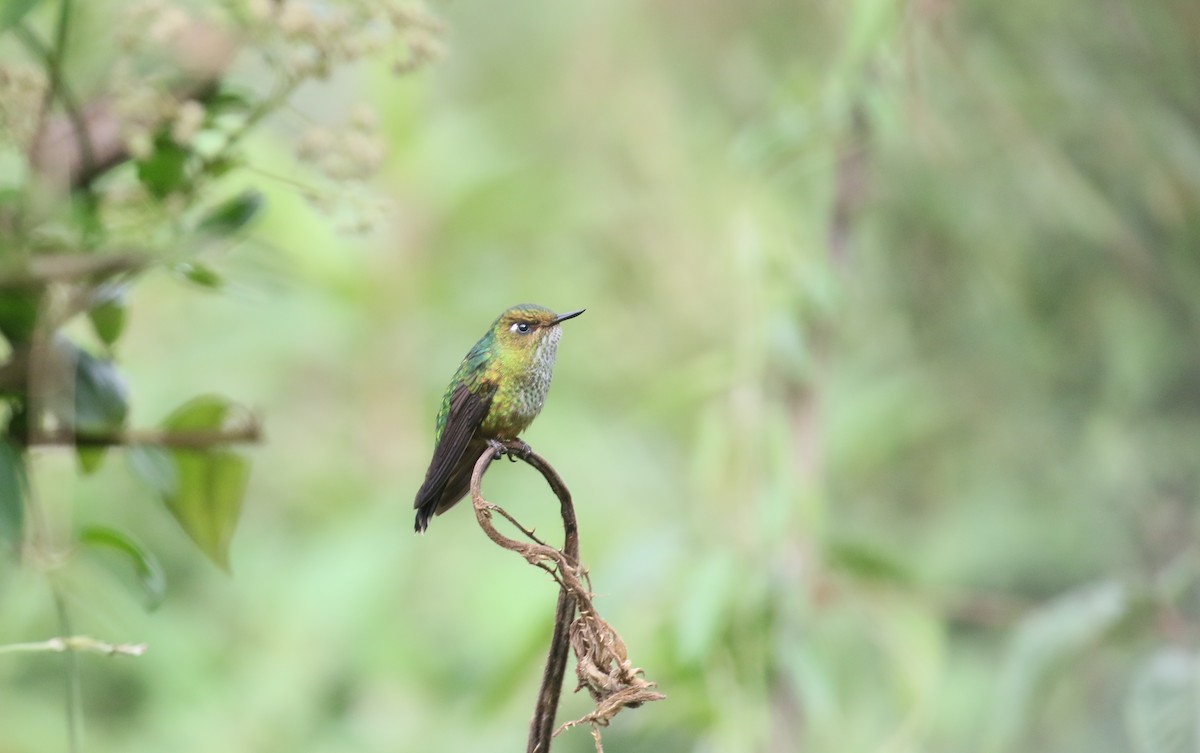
486;438;509;458
487;438;532;462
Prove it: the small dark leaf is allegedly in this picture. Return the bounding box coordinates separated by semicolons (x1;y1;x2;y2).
5;402;28;439
205;89;254;115
177;262;223;289
203;156;242;179
825;537;913;585
0;288;42;344
165;450;249;572
88;289;128;346
80;526;167;611
136;134;189;199
77;446;106;474
71;192;104;244
127;444;178;497
197;190;264;237
0;0;41;31
0;437;26;550
73;349;129;433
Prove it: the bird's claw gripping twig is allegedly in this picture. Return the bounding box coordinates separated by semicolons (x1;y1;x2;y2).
487;438;532;462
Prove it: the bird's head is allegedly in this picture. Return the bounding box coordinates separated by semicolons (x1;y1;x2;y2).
491;304;584;361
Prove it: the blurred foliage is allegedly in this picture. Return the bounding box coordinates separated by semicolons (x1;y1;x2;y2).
2;0;1200;752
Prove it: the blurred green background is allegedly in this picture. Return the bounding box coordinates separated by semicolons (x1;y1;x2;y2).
2;0;1200;751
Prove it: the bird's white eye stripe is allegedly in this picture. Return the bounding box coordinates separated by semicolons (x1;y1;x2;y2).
510;322;532;333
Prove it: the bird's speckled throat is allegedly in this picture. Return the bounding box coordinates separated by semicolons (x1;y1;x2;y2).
482;324;563;437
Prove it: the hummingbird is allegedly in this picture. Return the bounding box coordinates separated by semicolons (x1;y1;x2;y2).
414;304;585;532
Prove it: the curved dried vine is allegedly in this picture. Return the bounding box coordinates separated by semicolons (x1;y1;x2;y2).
469;440;664;753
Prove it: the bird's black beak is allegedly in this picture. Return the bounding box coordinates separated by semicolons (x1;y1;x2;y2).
553;309;585;325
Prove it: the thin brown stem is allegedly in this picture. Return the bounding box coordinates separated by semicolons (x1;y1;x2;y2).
14;18;96;185
0;253;149;286
24;424;262;450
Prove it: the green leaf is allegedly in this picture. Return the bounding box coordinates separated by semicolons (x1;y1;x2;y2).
1126;647;1199;753
0;437;25;550
77;446;106;475
203;156;242;179
127;444;178;497
80;526;167;611
164;450;249;572
5;402;29;439
825;537;913;585
87;289;128;346
0;0;41;31
73;348;129;433
0;288;42;344
71;191;104;244
196;190;264;237
155;395;248;570
205;89;254;115
72;345;128;468
163;394;233;431
176;262;223;289
136;134;189;199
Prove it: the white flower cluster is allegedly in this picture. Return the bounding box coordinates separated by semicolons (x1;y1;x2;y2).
295;104;386;181
117;0;195;48
103;0;442;166
242;0;445;81
1;0;438;239
294;104;394;232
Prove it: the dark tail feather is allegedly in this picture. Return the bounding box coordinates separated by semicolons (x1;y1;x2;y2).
414;475;439;532
412;468;471;534
414;498;436;533
413;469;444;533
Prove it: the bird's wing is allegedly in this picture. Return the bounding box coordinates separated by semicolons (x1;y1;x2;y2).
414;380;496;510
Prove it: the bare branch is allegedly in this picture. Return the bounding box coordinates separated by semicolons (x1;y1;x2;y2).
0;253;151;289
0;635;147;658
25;423;262;450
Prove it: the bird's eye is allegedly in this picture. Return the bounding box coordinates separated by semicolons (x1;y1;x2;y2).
510;322;532;334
